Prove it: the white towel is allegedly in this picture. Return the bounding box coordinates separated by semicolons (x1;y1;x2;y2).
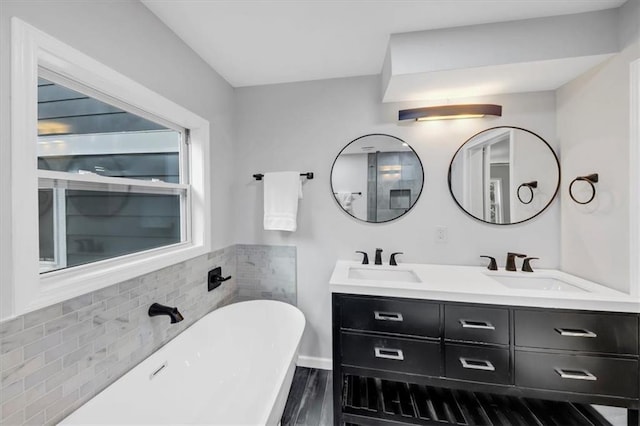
335;192;354;213
263;172;302;232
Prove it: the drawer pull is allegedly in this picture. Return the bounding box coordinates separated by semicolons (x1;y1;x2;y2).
554;328;597;338
374;347;404;361
374;311;404;322
460;319;495;330
554;368;597;381
460;357;495;371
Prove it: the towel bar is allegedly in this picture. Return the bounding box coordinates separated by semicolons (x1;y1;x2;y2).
253;172;314;181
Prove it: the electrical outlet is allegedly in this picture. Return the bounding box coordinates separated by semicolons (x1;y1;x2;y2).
435;226;448;243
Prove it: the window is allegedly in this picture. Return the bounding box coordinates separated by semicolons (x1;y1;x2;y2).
8;19;211;317
37;76;186;273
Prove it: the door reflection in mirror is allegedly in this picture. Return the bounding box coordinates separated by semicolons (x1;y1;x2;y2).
331;134;424;223
448;127;560;225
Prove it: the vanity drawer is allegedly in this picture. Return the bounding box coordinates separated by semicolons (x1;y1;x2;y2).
340;296;439;338
341;332;441;376
515;351;639;398
515;310;638;354
445;343;511;385
445;305;509;345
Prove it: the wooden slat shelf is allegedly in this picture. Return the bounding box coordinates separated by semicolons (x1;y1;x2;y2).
342;374;613;426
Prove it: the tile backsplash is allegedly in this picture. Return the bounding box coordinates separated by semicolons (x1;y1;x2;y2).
236;244;297;304
0;246;237;426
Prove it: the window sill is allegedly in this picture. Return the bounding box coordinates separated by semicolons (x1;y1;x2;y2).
21;242;208;315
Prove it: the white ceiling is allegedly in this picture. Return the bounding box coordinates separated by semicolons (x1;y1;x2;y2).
142;0;626;88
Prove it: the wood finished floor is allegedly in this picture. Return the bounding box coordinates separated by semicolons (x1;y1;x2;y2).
281;367;333;426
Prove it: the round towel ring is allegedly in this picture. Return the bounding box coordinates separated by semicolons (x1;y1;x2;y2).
569;173;599;205
517;181;538;204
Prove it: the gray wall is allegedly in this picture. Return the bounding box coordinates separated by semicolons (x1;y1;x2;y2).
557;0;639;293
0;0;237;318
233;78;559;361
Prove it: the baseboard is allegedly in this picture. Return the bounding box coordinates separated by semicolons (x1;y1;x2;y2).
297;354;332;370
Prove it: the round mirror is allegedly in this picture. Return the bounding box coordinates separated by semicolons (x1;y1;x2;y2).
448;126;560;225
331;134;424;223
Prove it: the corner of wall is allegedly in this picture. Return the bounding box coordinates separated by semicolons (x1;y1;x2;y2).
618;0;640;50
380;45;393;102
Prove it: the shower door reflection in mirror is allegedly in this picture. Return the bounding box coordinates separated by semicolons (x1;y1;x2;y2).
448;126;560;225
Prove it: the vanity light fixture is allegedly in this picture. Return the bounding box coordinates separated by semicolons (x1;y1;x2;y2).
398;104;502;122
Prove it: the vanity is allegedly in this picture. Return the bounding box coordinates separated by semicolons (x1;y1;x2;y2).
330;261;640;426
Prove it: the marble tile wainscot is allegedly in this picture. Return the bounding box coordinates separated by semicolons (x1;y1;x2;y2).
0;246;237;426
236;244;297;305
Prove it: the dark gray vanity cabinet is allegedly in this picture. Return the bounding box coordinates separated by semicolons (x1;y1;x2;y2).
332;293;640;426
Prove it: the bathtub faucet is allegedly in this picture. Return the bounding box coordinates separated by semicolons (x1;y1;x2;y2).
148;303;184;324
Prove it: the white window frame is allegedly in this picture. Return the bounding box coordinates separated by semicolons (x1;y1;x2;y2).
8;18;211;318
38;187;67;273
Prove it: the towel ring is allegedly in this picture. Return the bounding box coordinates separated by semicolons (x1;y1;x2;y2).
569;173;599;205
517;181;538;204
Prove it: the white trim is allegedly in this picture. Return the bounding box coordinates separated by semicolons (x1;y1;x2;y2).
35;243;206;313
9;18;211;318
53;188;67;270
630;58;640;300
297;355;332;370
38;170;188;192
11;18;39;319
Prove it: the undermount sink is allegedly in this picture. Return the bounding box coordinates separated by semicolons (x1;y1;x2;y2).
348;267;422;283
489;275;589;292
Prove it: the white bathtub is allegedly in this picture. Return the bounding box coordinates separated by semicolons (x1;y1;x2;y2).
60;300;305;425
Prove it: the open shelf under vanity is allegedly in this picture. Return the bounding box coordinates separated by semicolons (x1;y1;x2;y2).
341;373;613;426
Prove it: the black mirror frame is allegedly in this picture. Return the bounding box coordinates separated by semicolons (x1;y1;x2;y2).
447;126;561;226
330;133;425;224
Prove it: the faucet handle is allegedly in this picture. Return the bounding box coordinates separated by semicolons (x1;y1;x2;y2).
355;251;369;265
208;267;232;292
480;255;498;271
389;252;403;266
522;257;539;272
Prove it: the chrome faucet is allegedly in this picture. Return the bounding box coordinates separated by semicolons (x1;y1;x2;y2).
506;252;527;271
374;248;383;265
148;303;184;324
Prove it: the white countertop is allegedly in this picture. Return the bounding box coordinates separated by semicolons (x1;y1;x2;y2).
329;260;640;313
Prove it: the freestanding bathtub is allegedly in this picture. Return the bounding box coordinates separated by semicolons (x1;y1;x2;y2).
60;300;305;425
